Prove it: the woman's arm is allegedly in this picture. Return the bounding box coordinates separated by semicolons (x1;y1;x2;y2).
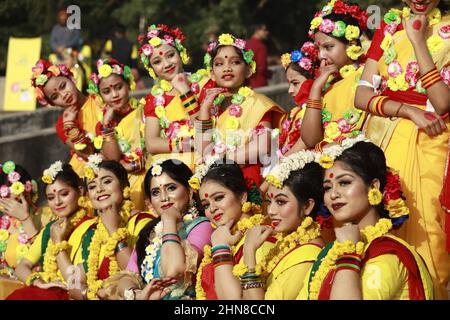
160;209;186;279
15;258;35;283
144;117;173;154
282;137;308;157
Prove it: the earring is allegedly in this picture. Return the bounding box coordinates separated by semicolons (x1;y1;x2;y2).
123;187;131;200
368;188;383;206
187;199;199;218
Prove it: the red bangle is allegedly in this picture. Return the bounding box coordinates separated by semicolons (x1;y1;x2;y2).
366;95;378;112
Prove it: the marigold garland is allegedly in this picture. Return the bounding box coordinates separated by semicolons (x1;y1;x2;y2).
308;218;392;300
195;214;266;300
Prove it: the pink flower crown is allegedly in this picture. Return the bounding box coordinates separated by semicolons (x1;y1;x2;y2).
31;59;74;106
0;161;38;201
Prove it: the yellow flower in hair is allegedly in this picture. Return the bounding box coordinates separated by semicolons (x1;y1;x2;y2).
180;49;189;64
310;17;323;30
345;25;360;41
266;175;282;189
10;182;25;196
346;45;363;61
225;116;240;130
74;143;87;151
385;198;409;218
238;86;253;98
218;34;234;46
42;175;53;184
427;35;444;53
130;80;136;92
319;155;333;169
160;80;173;92
428;8;441;26
242;202;252;214
98;64;113;78
189;177;200;190
339;65;356;79
93;136;104;150
48;65;61;77
155;106;166;118
149;37;162;47
281;53;292;69
250;61;257;74
122;187;131;200
380;34;392;51
0;229;9;241
148;68;156;79
84;167;95;180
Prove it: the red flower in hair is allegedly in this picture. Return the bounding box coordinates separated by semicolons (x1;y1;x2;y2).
137;34;145;43
383;171;403;204
333;1;346;14
157;24;185;42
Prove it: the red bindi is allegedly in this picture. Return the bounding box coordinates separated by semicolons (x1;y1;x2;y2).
413;20;422;31
329;173;334;179
204;193;208;198
268;193;274;199
224;56;228;59
159;51;164;56
53;189;57;193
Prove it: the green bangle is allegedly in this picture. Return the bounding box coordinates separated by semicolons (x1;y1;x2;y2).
115;241;128;254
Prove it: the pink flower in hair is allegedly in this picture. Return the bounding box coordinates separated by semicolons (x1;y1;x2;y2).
229;104;242;117
7;172;20;184
299;57;312;71
25;181;33;193
319;19;335;34
32;61;44;78
96;59;104;69
207;42;217;53
112;64;123;75
0;185;10;198
164;35;174;45
90;73;100;85
147;30;160;38
234;38;246;50
142;44;153;57
59;64;70;77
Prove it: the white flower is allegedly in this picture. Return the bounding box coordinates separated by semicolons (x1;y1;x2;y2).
151;164;163;176
87;154;103;167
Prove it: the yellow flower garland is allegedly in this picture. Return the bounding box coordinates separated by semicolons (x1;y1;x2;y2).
195;214;266;300
308;218;392;300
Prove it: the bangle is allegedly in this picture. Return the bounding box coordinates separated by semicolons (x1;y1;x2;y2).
115;241;128;254
368;96;388;117
180;90;194;100
53;241;70;255
393;103;404;118
26;272;42;286
419;67;442;90
314;141;329;152
241;282;264;290
306;99;323;110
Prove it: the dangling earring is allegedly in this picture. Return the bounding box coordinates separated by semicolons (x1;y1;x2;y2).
368;188;383;206
187;199;199;219
123;187;131;200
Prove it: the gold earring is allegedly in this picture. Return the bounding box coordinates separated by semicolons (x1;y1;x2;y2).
368;188;383;206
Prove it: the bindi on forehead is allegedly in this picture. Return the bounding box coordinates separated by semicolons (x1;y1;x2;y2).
204;193;209;198
159;51;164;56
268;193;274;199
329;173;334;179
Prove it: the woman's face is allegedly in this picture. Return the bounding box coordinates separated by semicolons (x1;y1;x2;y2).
43;76;80;108
46;179;80;219
87;168;123;211
150;44;183;81
404;0;440;15
315;32;353;70
323;161;372;224
266;185;303;234
211;46;251;90
200;180;245;227
149;172;191;217
99;74;130;111
286;67;307;98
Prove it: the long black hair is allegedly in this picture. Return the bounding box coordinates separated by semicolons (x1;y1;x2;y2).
136;159;203;276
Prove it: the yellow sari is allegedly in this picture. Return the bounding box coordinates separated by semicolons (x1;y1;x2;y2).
363;14;450;299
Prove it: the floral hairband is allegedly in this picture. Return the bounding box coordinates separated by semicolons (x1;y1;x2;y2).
31;59;74;106
138;24;190;79
83;154;103;180
280;41;319;76
0;161;38;200
41;161;64;185
203;33;256;74
87;58;136;99
188;155;223;190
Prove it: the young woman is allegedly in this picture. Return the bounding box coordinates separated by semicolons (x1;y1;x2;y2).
354;0;450;299
192;160;275;299
31;60;103;176
112;159;213;300
279;42;320;157
0;161;46;298
300;0;369;150
239;155;324;300
63;158;154;299
195;33;285;187
6;162;90;300
140;24;209;170
299;138;433;300
88;57;147;210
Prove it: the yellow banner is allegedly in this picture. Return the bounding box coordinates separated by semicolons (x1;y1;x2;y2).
3;37;42;111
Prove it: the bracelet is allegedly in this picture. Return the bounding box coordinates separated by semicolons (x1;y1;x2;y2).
241;281;264;290
180;90;194;100
115;241;128;254
194;119;213;133
366;95;378;112
314;140;329;152
26;272;42;286
393;102;404;118
52;240;70;255
306;98;323;110
419;67;442;90
368;96;388;117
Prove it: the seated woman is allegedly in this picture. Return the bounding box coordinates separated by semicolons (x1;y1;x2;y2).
111;159;212;300
192;159;275;299
239;154;324;300
298;137;434;300
7;162;90;300
0;161;48;299
31;60;103;176
88;57;147;210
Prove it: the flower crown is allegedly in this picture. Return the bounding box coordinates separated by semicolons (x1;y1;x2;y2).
138;24;190;79
280;41;320;77
82;154;103;180
41;161;64;185
203;33;256;74
0;161;38;201
188;155;222;190
87;58;136;100
31;59;74;106
309;0;368;61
